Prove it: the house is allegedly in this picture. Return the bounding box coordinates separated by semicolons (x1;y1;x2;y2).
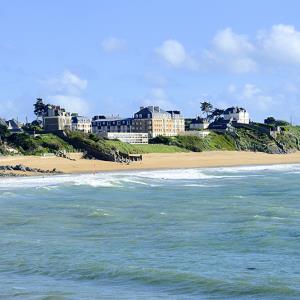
43;105;71;132
132;106;185;138
71;115;91;133
6;119;23;133
223;107;249;124
208;118;233;132
189;117;210;130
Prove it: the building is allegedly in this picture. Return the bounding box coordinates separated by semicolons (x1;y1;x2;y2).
223;107;250;124
43;105;72;132
71;115;91;133
98;132;149;144
6;119;23;133
208;118;233;132
189;117;209;130
132;106;185;138
92;116;132;134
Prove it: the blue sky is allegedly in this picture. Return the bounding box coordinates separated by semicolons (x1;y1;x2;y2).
1;0;300;123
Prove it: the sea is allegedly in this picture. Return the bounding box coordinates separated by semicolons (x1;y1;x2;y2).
0;164;300;300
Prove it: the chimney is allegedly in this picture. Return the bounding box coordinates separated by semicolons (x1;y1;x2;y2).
154;106;160;112
140;106;144;110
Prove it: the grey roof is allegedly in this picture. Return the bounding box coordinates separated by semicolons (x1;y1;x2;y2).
224;107;246;114
72;116;91;123
134;106;176;118
190;117;208;125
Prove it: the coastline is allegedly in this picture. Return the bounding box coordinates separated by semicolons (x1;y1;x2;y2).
1;151;300;177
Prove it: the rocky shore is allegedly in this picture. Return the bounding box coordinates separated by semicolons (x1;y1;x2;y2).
0;164;63;177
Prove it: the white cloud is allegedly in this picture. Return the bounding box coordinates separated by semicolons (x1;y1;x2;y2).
258;24;300;64
51;95;89;115
41;70;90;115
228;83;273;111
101;37;126;52
42;70;87;95
156;39;197;69
205;28;257;73
213;28;255;56
141;88;173;109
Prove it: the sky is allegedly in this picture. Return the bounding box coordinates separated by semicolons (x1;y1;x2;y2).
1;0;300;123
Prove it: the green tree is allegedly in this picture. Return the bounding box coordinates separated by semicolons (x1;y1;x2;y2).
34;98;47;119
200;101;213;118
209;108;224;120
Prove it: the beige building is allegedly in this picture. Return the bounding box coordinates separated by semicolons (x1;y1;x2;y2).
132;106;185;138
43;105;71;132
71;115;91;133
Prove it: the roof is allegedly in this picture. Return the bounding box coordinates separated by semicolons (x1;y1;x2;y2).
208;118;232;130
224;107;247;114
134;106;182;118
72;116;91;123
190;117;208;125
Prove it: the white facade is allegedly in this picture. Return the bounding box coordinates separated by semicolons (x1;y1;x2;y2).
71;116;91;133
223;108;250;124
98;132;149;144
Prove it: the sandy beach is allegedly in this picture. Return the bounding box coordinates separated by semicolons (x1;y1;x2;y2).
1;151;300;176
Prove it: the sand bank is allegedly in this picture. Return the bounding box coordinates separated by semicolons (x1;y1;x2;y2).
1;151;300;176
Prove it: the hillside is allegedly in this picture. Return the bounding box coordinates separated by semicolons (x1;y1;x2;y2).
1;124;300;158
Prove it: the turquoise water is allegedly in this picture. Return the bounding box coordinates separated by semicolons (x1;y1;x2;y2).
0;165;300;299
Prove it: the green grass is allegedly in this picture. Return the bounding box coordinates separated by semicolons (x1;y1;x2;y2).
150;132;236;152
6;133;76;155
106;140;186;154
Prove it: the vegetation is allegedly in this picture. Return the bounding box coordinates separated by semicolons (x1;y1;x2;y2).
1;133;75;155
150;133;236;152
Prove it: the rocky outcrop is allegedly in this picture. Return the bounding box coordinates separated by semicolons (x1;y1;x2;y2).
0;164;62;174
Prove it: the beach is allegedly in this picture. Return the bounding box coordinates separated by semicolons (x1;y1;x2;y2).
1;151;300;176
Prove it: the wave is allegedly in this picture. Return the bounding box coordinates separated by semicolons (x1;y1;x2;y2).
0;163;299;190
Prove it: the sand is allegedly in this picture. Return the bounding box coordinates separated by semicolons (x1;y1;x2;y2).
1;151;300;176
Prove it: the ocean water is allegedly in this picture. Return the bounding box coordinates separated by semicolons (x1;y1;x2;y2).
0;165;300;299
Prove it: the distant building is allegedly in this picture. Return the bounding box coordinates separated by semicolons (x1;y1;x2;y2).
43;105;71;132
71;115;91;133
98;132;149;144
208;118;233;132
6;119;23;133
189;117;210;130
223;107;249;124
91;116;132;134
132;106;185;138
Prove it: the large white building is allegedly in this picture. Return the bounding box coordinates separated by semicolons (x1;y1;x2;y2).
223;107;250;124
98;132;149;144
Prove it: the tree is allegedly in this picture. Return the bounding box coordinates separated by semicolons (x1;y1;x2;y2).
0;124;9;140
34;98;47;119
200;101;213;118
209;108;224;120
264;117;276;125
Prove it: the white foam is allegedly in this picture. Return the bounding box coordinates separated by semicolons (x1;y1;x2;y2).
0;163;299;190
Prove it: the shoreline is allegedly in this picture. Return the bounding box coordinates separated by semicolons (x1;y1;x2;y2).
1;151;300;177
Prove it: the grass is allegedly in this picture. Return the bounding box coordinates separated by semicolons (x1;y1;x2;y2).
106;140;186;154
